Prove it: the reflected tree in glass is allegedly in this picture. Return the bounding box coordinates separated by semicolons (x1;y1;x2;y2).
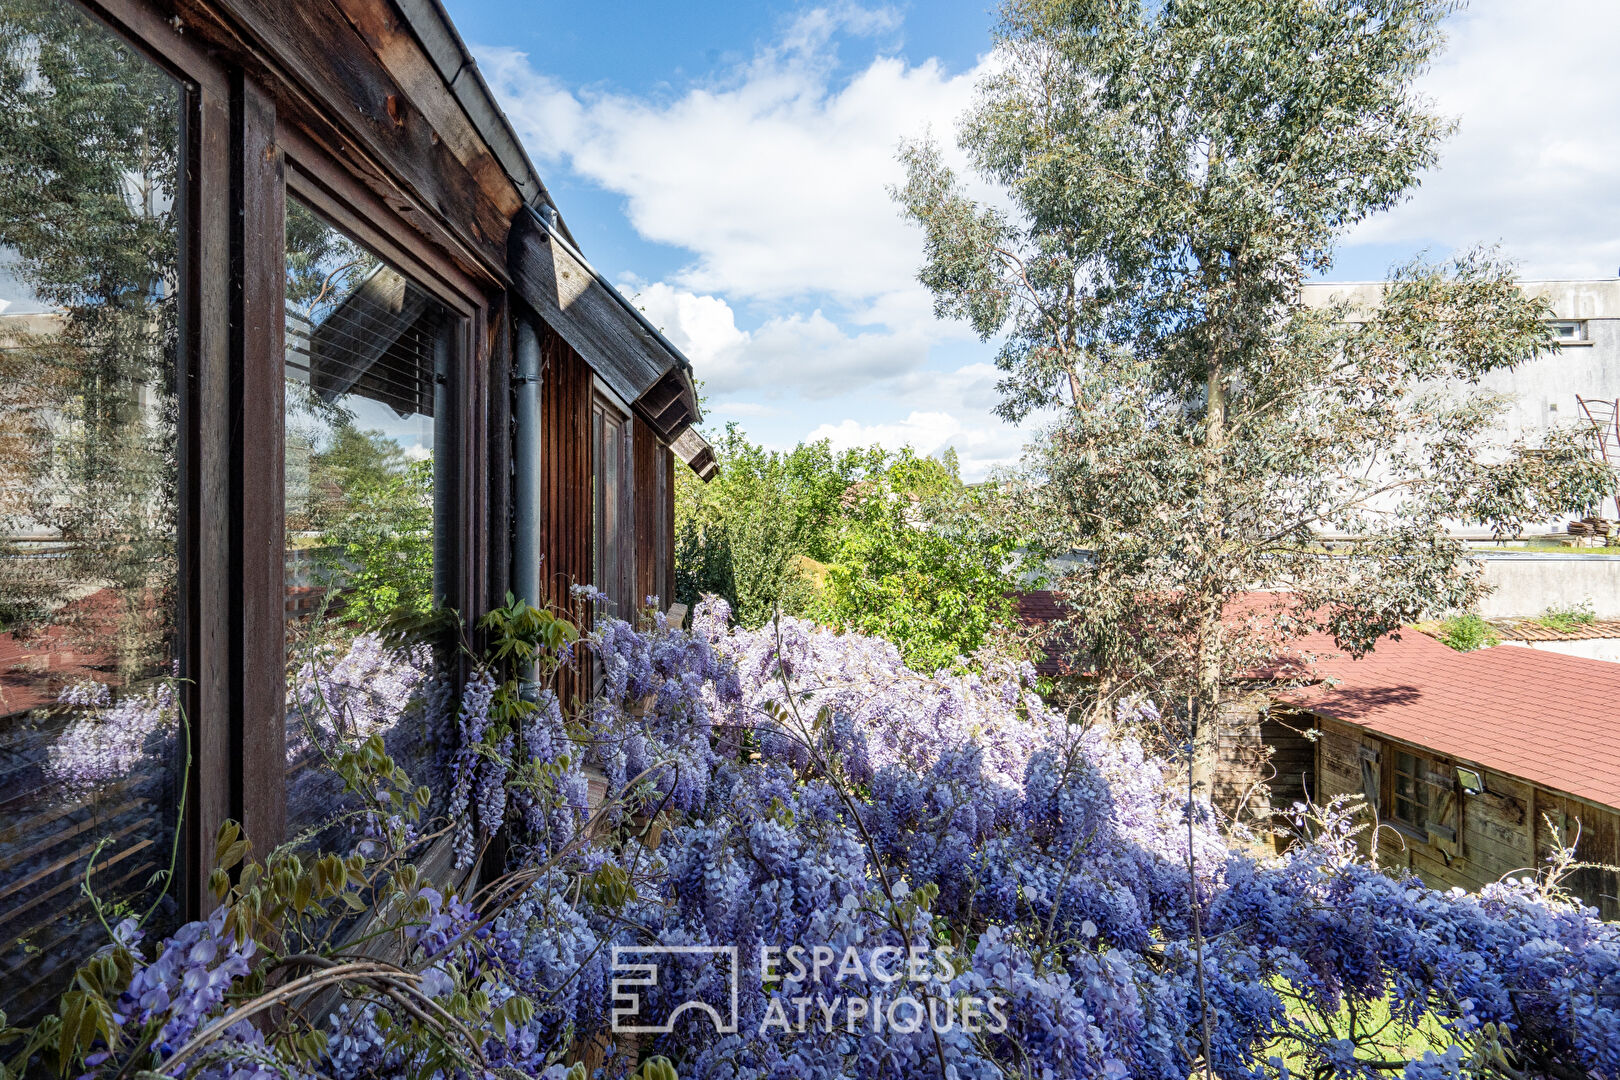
0;0;183;1019
282;200;449;858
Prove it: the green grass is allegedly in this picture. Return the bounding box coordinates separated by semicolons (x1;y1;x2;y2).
1266;984;1453;1074
1469;540;1619;555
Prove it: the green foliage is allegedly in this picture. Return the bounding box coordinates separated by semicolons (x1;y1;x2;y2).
675;431;1030;669
1535;599;1598;634
477;590;582;748
674;425;863;626
285;200;378;314
309;432;435;622
813;448;1028;671
1434;614;1499;653
893;0;1620;786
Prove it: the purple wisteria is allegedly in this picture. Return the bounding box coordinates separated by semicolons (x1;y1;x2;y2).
447;667;497;868
34;595;1620;1080
48;679;177;792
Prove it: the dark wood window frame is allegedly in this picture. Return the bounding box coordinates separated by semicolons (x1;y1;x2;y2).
1379;741;1462;846
68;0;234;921
1388;748;1431;832
44;0;506;918
255;132;496;854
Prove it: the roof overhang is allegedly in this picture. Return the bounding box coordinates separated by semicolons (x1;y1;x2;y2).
507;207;705;461
672;426;718;483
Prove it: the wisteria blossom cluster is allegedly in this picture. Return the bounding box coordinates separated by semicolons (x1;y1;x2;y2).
26;597;1620;1080
286;633;440;751
48;677;177;792
446;667;498;868
106;910;256;1057
284;632;450;856
711;606;1055;790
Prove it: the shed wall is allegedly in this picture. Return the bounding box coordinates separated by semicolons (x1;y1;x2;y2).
1314;717;1620;919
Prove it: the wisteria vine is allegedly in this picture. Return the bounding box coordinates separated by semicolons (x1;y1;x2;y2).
6;596;1618;1080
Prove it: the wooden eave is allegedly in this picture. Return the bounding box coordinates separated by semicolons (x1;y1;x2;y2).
507;209;705;455
671;426;718;483
157;0;524;287
155;0;709;465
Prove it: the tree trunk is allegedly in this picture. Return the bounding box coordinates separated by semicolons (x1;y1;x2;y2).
1191;615;1223;806
1191;362;1228;806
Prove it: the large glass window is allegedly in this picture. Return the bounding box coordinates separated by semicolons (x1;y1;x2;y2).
283;199;452;854
0;0;184;1019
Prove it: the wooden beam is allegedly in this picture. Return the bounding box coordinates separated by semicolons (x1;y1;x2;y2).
229;70;288;853
328;0;524;220
671;426;718;482
174;0;514;279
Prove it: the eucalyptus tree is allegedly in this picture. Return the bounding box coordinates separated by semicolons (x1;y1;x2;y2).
896;0;1615;799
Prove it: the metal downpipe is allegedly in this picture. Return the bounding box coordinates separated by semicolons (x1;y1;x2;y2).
512;318;543;611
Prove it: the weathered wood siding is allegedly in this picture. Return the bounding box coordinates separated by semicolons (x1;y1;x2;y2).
539;328;593;704
1534;791;1620;921
1215;687;1316;836
1314;716;1620;919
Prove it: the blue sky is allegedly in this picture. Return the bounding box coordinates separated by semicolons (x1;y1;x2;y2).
448;0;1620;479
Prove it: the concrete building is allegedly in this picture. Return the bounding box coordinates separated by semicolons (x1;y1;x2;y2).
1299;279;1620;456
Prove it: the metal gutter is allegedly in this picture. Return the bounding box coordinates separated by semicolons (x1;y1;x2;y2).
512;320;543;607
395;0;711;469
394;0;693;392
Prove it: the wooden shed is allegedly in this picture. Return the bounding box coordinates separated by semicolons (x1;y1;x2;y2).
1287;634;1620;919
0;0;712;1018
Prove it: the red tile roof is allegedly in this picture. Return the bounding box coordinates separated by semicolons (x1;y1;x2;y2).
1014;591;1071;677
1017;589;1620;808
1489;619;1620;642
1282;632;1620;810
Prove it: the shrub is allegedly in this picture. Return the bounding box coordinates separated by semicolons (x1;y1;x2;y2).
16;600;1620;1080
811;449;1030;671
1436;613;1500;651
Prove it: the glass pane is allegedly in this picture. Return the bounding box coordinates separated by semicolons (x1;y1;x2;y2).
283;200;451;856
0;0;183;1020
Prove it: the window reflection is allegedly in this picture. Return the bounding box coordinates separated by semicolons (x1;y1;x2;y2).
0;0;183;1019
283;201;451;855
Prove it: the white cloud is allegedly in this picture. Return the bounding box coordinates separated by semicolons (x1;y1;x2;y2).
708;400;780;418
629;280;1030;477
1347;0;1620;279
631;280;932;399
806;408;1029;480
472;7;1043;469
475;11;990;310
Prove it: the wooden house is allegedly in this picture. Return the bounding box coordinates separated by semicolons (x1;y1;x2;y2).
0;0;711;1017
1016;589;1620;918
1285;634;1620;919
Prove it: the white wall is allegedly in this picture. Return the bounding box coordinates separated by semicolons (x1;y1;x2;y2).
1497;638;1620;663
1478;553;1620;619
